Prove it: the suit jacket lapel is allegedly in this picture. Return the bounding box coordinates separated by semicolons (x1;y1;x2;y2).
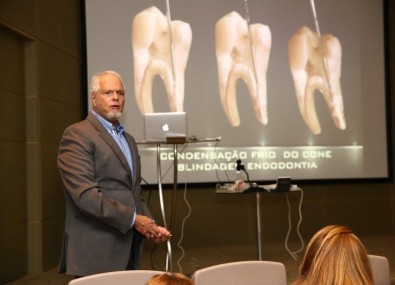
124;132;139;187
87;114;134;184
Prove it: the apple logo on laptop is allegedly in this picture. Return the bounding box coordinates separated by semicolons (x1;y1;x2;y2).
162;123;170;132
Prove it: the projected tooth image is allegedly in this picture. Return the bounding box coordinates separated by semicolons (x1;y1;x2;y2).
288;26;345;135
215;11;271;127
132;5;192;114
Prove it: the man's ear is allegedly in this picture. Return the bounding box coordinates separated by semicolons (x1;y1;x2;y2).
91;92;96;107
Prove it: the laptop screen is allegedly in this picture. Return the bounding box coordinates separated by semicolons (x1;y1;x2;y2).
143;112;187;143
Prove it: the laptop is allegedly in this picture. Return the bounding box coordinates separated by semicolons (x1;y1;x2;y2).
143;112;187;143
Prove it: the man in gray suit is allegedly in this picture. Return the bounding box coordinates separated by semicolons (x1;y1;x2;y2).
57;70;171;277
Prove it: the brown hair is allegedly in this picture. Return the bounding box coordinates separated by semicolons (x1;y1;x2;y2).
146;272;194;285
292;225;373;285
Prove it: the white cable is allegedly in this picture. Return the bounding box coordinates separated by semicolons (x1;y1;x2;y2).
243;0;259;86
284;193;295;260
295;189;305;252
284;189;305;261
176;177;192;273
165;0;177;82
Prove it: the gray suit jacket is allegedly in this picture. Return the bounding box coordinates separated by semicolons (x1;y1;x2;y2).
57;113;152;276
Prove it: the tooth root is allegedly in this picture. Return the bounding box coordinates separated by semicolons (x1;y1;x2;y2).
224;65;254;127
288;26;346;135
322;35;346;131
138;60;171;113
305;76;326;135
250;24;270;125
224;71;240;127
168;20;192;112
215;12;271;127
132;6;192;114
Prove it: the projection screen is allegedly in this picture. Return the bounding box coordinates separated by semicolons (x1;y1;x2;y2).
84;0;389;184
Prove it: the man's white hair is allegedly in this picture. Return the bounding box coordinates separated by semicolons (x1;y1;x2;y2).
90;70;124;94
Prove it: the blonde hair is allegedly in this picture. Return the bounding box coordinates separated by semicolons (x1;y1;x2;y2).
292;225;373;285
146;273;194;285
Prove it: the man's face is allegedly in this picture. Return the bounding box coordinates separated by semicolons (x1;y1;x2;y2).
92;74;125;123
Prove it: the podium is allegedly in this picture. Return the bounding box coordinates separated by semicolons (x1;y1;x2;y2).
138;136;221;271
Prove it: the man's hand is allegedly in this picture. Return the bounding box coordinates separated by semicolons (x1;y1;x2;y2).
134;214;172;243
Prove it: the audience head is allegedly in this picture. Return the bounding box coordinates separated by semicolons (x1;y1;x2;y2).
146;272;194;285
293;225;373;285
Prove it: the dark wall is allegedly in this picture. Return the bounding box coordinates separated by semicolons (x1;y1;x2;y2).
0;0;83;282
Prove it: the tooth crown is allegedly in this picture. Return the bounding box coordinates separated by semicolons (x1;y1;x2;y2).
216;11;271;127
132;6;192;114
288;26;346;135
